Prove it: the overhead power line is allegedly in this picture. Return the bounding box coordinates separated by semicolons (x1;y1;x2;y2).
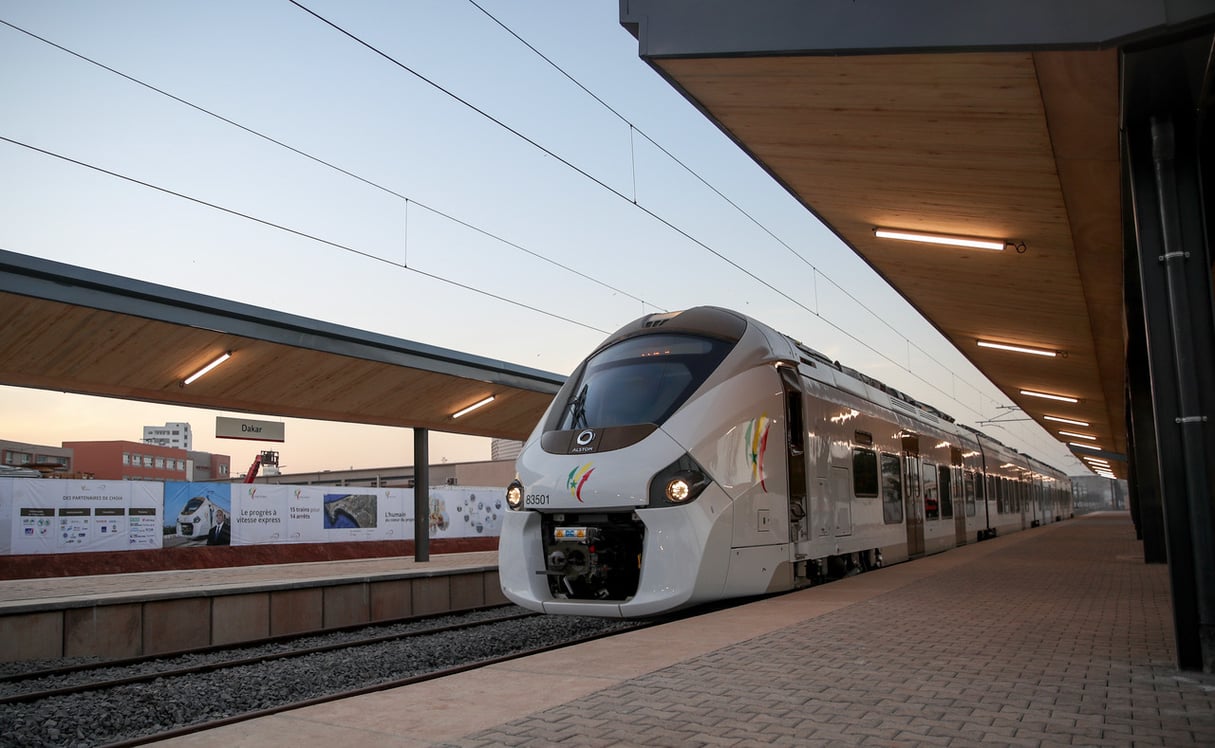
1;10;1047;453
0;134;609;336
286;1;1005;420
0;17;655;313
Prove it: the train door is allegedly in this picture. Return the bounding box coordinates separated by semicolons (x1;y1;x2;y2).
901;435;924;557
779;367;809;543
948;448;966;545
830;466;853;536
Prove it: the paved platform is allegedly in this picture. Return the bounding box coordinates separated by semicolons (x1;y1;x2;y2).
154;513;1215;747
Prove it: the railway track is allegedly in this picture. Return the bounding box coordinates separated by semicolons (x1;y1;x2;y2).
0;605;645;747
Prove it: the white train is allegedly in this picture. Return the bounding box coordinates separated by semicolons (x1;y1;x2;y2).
176;495;221;539
499;307;1072;617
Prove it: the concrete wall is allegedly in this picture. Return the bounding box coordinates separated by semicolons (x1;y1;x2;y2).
0;569;508;662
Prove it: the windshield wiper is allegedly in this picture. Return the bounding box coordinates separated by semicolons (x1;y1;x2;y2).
568;383;589;429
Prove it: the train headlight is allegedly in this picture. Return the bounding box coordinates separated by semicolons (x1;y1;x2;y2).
666;478;692;503
649;454;711;507
505;480;524;510
193;517;201;524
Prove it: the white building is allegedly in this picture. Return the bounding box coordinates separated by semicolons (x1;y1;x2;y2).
143;422;192;450
490;438;523;462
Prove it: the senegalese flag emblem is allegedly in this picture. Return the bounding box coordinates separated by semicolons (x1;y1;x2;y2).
567;462;595;502
745;414;771;491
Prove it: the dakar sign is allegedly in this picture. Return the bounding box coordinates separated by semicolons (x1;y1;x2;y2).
216;416;285;442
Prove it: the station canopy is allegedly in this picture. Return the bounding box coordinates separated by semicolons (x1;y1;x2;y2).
621;1;1215;479
0;249;563;442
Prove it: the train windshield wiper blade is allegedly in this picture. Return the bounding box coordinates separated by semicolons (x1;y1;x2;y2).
569;384;589;429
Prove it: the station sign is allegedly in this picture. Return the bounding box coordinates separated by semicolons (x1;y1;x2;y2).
216;416;285;442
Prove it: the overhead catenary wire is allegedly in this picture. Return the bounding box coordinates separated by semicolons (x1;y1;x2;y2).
285;1;997;417
466;0;983;408
1;9;1054;459
0;134;609;336
0;17;654;314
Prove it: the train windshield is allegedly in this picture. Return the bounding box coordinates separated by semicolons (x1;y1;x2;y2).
181;497;205;514
554;334;732;430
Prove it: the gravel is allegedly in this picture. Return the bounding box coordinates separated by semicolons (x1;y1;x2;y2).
0;607;636;747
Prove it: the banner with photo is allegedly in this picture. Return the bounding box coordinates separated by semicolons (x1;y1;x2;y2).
163;482;232;547
7;479;163;555
427;486;505;539
0;478;505;554
279;485;408;543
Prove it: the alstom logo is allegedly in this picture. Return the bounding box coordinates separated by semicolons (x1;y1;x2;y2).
567;463;595;502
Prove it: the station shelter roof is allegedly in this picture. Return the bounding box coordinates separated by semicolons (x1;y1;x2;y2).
621;0;1215;478
0;249;564;442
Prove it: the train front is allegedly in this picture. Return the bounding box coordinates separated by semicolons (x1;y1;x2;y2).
498;307;789;617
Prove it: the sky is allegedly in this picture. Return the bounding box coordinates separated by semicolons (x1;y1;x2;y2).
0;0;1088;477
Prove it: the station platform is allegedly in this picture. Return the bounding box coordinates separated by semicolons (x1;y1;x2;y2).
153;513;1215;747
0;551;503;661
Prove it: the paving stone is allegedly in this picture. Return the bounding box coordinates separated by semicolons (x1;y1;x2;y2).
444;516;1215;747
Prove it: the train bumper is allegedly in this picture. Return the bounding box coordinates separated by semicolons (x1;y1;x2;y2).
498;484;735;618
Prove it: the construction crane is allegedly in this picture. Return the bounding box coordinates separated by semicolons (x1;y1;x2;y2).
243;450;280;483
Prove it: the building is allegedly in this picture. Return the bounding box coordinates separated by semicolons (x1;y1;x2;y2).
0;439;74;476
490;438;524;462
244;458;514;489
188;450;231;482
63;440;230;482
142;422;192;450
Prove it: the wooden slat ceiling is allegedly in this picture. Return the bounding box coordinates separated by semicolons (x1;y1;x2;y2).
652;49;1125;475
0;270;562;443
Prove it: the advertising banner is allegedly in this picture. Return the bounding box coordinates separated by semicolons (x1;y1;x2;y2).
164;482;232;547
8;479;164;554
230;483;288;545
0;479;11;555
0;478;505;555
427;486;504;539
278;486;410;543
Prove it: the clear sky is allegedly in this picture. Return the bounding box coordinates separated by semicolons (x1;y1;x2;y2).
0;1;1087;477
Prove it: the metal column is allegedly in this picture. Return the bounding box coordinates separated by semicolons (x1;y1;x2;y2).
414;427;429;562
1125;102;1215;671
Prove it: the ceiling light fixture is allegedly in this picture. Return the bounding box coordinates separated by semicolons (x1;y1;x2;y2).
1069;441;1103;451
451;395;495;419
1044;415;1090;427
1020;389;1079;403
976;340;1061;357
1084;456;1111;465
1058;430;1096;440
873;227;1007;251
182;352;231;386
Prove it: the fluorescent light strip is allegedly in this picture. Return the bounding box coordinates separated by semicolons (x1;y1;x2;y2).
451;395;495;419
977;340;1059;357
183;352;231;385
1058;430;1096;440
1044;415;1089;427
1069;441;1103;451
873;228;1005;251
1021;389;1079;403
1084;457;1111;466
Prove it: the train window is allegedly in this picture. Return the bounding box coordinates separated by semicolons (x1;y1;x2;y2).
852;448;879;497
550;334;733;431
964;470;976;517
880;453;903;524
923;463;939;520
939;465;953;518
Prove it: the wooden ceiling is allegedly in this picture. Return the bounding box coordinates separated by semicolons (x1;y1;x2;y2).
0;253;563;443
646;47;1125;476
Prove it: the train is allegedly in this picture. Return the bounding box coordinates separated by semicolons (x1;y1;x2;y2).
498;306;1072;617
176;494;222;539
